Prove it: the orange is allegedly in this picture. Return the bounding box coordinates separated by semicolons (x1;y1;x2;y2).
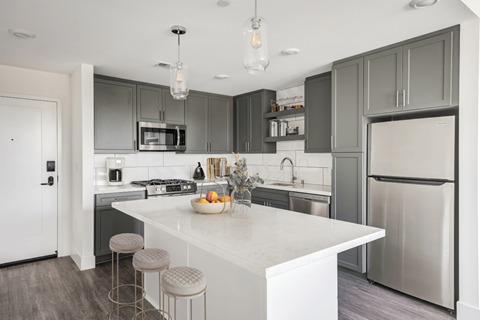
219;196;231;203
197;198;209;204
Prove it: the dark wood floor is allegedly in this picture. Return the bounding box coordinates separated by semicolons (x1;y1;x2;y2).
0;256;455;320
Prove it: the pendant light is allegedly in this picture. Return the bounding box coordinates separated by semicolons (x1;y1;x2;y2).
243;0;269;74
170;25;189;100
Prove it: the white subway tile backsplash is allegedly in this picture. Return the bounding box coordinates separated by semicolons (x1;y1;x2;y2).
295;167;324;185
149;166;190;180
165;153;203;166
262;151;295;166
239;153;263;165
122;153;164;167
293;141;304;151
253;165;284;182
95;168;107;185
122;167;149;184
295;151;332;168
276;141;296;151
323;168;332;186
202;153;236;166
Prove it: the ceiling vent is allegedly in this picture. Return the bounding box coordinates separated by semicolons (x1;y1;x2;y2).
154;61;171;69
217;0;231;7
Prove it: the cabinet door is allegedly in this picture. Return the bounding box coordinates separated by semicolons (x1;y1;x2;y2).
235;96;249;153
163;89;185;125
332;58;364;153
94;79;136;153
402;32;453;111
185;92;209;153
331;153;366;273
305;74;332;153
137;85;161;122
249;92;264;153
94;207;144;257
364;47;403;115
209;96;233;153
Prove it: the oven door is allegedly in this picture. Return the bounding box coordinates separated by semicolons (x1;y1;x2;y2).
138;122;186;151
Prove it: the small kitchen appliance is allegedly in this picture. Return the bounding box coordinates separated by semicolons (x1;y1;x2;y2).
193;162;205;180
286;126;299;135
106;157;125;186
131;179;197;198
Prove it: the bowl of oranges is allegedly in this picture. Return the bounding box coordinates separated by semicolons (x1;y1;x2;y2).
191;189;232;215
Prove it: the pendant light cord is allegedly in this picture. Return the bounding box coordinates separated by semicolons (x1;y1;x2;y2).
255;0;257;17
177;34;181;63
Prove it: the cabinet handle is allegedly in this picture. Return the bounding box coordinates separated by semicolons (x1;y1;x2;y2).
160;110;162;121
248;142;250;152
245;142;248;152
403;90;406;107
134;139;136;152
331;136;334;149
396;91;399;108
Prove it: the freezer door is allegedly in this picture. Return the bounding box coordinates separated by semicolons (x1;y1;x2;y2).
367;177;454;309
368;116;455;180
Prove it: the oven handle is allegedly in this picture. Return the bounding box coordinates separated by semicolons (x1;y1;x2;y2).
176;126;180;149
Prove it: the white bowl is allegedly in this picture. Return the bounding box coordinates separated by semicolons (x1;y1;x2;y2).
190;198;230;215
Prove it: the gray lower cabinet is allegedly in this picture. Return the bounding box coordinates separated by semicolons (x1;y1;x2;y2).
332;58;365;153
234;89;276;154
251;187;289;210
94;191;145;263
185;91;233;154
94;78;137;153
331;153;366;273
305;72;332;153
137;85;184;125
364;30;458;116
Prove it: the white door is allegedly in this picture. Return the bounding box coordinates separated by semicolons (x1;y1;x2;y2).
0;96;58;265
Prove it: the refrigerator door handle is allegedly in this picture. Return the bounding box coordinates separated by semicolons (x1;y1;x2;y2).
372;176;450;186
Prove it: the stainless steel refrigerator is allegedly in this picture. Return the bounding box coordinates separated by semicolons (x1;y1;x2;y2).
367;115;455;310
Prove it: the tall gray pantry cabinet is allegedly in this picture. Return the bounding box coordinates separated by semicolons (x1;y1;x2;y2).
331;57;366;273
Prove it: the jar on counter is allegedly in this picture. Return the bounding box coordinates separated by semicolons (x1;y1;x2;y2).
278;120;288;136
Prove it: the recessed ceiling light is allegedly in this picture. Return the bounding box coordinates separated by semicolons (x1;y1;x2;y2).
409;0;439;9
217;0;230;7
8;28;36;39
281;48;300;56
215;75;229;80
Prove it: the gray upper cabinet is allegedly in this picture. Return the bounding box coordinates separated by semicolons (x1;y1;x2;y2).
403;32;454;111
185;92;209;153
94;78;137;154
332;57;364;153
363;30;457;116
305;72;332;153
234;89;276;154
185;91;233;154
137;85;185;124
364;47;403;115
331;152;366;273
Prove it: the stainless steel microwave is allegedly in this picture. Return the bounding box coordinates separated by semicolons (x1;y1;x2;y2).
137;122;186;151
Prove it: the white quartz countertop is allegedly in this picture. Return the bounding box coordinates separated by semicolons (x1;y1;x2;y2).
113;195;383;278
94;184;146;194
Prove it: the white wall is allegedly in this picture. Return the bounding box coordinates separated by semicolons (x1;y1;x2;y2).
458;17;480;320
70;64;95;271
0;64;72;257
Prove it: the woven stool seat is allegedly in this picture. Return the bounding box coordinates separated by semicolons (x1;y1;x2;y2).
162;267;207;296
133;248;170;272
109;233;143;253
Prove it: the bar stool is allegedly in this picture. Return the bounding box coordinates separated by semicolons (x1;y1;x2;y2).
161;267;207;320
108;233;145;320
132;248;171;320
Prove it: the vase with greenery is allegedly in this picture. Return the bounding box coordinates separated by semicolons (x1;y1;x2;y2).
227;153;264;218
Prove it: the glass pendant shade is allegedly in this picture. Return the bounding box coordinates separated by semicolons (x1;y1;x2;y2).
243;16;269;74
170;62;189;100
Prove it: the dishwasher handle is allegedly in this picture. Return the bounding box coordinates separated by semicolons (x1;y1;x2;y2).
289;192;330;204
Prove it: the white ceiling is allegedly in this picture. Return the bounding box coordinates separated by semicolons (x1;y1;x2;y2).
0;0;476;96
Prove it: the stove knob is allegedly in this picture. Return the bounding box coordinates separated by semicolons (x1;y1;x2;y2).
187;185;191;190
183;185;187;190
161;187;166;192
156;187;161;192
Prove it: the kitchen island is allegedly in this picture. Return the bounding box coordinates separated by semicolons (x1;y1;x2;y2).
113;195;384;320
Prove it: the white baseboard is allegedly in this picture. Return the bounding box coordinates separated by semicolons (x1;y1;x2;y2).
58;243;70;257
70;245;95;271
457;301;480;320
145;293;159;309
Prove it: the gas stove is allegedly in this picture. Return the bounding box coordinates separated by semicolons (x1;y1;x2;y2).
132;179;197;197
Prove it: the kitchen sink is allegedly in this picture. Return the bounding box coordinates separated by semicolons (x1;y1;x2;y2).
269;183;294;187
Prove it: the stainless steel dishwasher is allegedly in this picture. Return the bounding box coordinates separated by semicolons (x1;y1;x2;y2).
289;192;330;218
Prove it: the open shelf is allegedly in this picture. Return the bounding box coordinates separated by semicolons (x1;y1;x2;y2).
264;135;305;143
263;108;305;119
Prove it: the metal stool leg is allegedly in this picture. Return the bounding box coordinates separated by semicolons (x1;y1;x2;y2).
117;251;120;320
204;291;207;320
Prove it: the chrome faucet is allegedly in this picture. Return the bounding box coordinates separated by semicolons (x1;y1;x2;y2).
280;157;297;184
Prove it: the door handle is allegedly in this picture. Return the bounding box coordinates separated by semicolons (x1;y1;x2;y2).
175;126;180;149
41;176;54;186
